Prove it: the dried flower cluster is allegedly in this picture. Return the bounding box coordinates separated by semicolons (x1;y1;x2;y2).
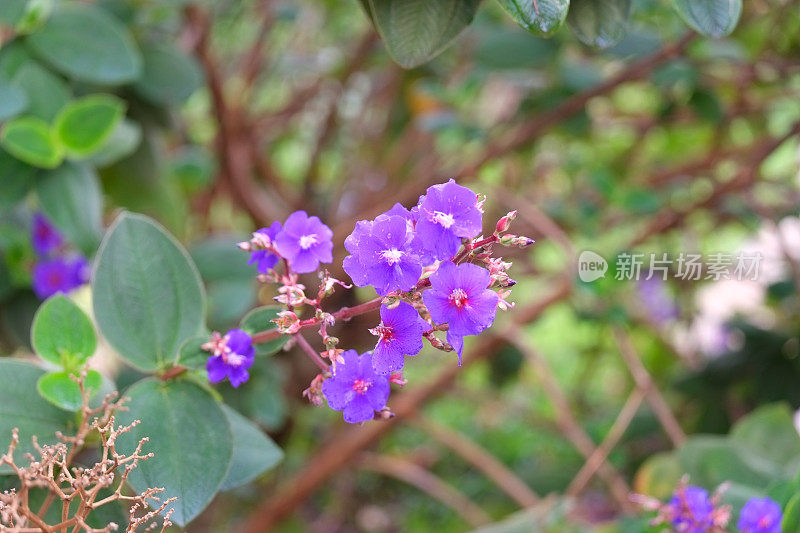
0;375;175;532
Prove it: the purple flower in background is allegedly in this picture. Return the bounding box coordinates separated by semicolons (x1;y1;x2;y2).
31;213;63;256
32;256;90;300
205;329;255;388
415;179;482;261
423;261;498;363
737;497;782;533
322;349;390;423
274;211;333;273
343;214;423;294
371;302;429;374
637;276;679;324
248;221;282;273
667;486;715;533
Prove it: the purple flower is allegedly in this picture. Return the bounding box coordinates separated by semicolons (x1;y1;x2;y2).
31;213;63;256
343;214;423;294
32;256;90;300
248;221;282;273
737;497;781;533
415;179;482;261
274;211;333;274
371;302;429;374
206;329;255;388
667;486;715;533
422;261;498;363
321;349;390;423
637;276;679;324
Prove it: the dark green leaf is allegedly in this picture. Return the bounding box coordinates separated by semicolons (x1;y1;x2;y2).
10;62;69;121
672;0;741;38
366;0;481;68
678;436;781;490
36;369;102;411
31;294;96;367
0;359;72;474
240;306;288;356
0;40;33;79
0;148;36;210
219;404;283;491
0;115;63;168
220;357;287;430
87;119;142;168
730;403;800;467
496;0;569;36
0;1;26;26
53;94;126;157
567;0;632;48
36;162;103;256
134;43;203;106
0;80;28;120
177;335;210;369
92;212;206;371
27;3;142;84
116;378;232;526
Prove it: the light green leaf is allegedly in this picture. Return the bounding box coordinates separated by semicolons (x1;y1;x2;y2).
10;62;69;121
730;403;800;467
240;306;288;356
567;0;632;49
36;370;102;411
27;3;142;84
0;115;63;168
678;436;782;490
0;359;72;474
0;1;26;26
54;94;125;158
31;294;96;368
672;0;741;38
0;80;28;120
496;0;569;36
220;404;283;491
87;119;141;168
116;378;232;526
35;162;103;256
134;43;203;106
92;212;206;371
366;0;481;68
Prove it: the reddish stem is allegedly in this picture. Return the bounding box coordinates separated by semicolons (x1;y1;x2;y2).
293;333;330;372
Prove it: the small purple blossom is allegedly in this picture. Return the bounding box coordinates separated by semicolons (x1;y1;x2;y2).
422;261;499;364
205;329;255;388
31;213;63;256
32;256;90;300
667;486;715;533
321;349;390;423
415;179;482;261
637;276;679;324
737;497;782;533
274;211;333;273
370;302;429;374
248;221;282;273
343;214;423;294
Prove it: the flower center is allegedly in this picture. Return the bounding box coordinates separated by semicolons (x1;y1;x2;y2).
759;516;772;527
432;211;455;229
47;272;63;286
224;352;246;367
352;379;371;394
375;324;394;342
298;234;318;250
449;288;469;308
381;248;404;265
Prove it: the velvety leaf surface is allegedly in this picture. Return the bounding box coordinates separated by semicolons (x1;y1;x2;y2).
496;0;569;36
672;0;742;38
36;370;102;411
219;404;283;491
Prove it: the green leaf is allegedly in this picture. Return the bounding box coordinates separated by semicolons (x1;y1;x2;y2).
27;3;142;84
240;306;288;356
219;404;283;491
15;0;53;35
87;119;141;168
116;378;232;526
31;294;96;368
677;436;781;490
0;359;72;474
0;1;26;26
672;0;741;38
730;403;800;467
567;0;632;49
783;493;800;533
0;40;33;79
10;62;69;121
0;80;28;120
496;0;569;36
0;115;63;168
35;162;103;256
53;94;125;158
36;369;102;411
366;0;481;68
0;147;36;210
177;335;210;369
220;357;287;430
92;212;206;371
133;43;203;106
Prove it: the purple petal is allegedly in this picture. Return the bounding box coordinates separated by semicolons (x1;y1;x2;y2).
447;331;465;365
373;338;405;374
206;356;228;383
343;395;375;423
322;378;352;411
365;376;390;410
343;255;370;287
227;366;250;388
290;249;320;273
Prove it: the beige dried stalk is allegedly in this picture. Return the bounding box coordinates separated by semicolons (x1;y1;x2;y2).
0;374;175;532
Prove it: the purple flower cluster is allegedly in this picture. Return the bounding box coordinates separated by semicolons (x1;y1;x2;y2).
204;329;256;388
29;213;90;299
246;211;333;274
738;497;782;533
321;349;390;423
371;302;428;374
667;485;716;533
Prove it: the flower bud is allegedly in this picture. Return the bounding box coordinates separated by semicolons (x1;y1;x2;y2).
273;311;301;334
495;210;517;233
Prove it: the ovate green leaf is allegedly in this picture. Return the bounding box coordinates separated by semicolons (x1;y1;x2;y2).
53;94;125;158
0;115;63;168
496;0;569;36
31;294;96;367
567;0;632;49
